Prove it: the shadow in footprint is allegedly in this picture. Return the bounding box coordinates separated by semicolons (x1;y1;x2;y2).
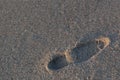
47;55;68;70
70;41;99;63
68;37;110;63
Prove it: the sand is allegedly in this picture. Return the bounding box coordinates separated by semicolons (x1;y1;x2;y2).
0;0;120;80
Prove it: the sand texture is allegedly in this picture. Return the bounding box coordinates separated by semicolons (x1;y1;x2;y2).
0;0;120;80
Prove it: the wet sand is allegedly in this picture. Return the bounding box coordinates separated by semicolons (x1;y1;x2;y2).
0;0;120;80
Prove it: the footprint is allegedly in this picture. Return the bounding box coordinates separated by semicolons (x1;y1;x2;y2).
65;37;110;63
47;54;68;71
46;37;110;71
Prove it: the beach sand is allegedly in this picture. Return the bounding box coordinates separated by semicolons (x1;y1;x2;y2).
0;0;120;80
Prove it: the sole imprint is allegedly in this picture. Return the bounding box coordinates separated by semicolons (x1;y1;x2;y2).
46;37;110;71
65;37;110;63
47;54;68;71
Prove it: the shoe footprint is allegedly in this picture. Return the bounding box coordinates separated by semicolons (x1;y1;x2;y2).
47;54;68;71
46;37;110;71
